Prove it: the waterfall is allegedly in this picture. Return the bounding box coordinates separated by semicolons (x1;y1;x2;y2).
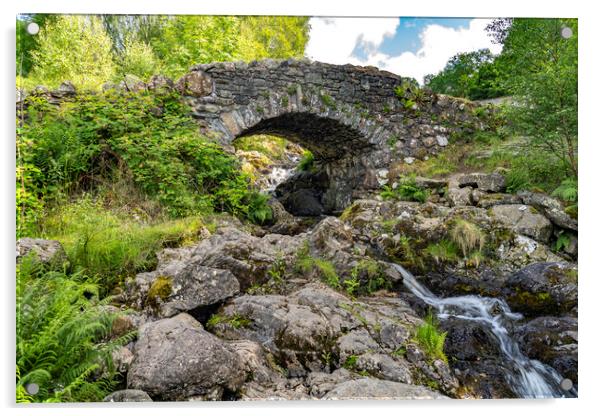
391;263;576;398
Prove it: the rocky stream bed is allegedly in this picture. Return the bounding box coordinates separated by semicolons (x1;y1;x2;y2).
17;167;578;401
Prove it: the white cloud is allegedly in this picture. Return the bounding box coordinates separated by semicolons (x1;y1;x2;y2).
305;17;399;65
307;18;502;84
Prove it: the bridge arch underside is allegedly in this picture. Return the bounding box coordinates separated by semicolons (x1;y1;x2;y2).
236;112;373;161
234;112;381;216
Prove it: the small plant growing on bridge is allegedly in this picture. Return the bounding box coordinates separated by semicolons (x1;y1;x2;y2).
320;93;336;109
380;176;429;203
415;312;448;364
297;150;315;172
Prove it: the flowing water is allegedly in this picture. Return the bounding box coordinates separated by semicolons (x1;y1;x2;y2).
262;155;300;193
391;263;577;398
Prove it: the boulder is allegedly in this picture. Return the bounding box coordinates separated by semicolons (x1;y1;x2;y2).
519;191;578;231
491;204;553;243
504;262;577;316
131;262;240;318
324;378;448;400
16;238;66;265
447;187;472;207
175;71;213;97
191;226;304;290
280;189;324;216
127;313;245;400
458;172;506;192
514;316;578;383
103;389;153;402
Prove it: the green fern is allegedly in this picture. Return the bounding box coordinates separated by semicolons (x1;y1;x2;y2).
415;312;448;363
552;178;578;202
16;255;129;402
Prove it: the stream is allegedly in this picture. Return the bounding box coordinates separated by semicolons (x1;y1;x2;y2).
392;263;577;398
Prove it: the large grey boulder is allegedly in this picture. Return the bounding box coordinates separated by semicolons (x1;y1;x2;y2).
491;204;553;242
103;389;153;402
519;191;578;231
324;378;448;400
16;238;66;265
127;313;245;400
191;226;304;290
130;261;240;318
447;187;472;207
458;172;506;192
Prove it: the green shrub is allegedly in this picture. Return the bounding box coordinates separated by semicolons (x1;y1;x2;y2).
297;150;315;172
244;191;273;225
16;256;133;402
415;313;448;363
294;244;341;289
18;90;261;229
380;176;429;203
552;178;578;203
350;259;391;295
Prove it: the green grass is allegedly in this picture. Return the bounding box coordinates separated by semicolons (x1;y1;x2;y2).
380;175;429;203
234;134;290;161
295;243;341;289
41;196;203;294
423;240;459;264
415;313;448;364
450;219;485;257
206;313;251;330
16;255;134;402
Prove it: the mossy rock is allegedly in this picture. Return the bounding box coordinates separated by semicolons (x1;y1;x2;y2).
146;275;172;307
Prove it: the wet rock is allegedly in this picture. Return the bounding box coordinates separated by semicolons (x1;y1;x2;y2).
441;318;501;361
324;378;448;399
103;389;153;402
127;313;245;400
519;191;578;231
458;172;506;192
16;238;66;265
504;262;578;316
491;204;553;243
514;316;578;383
281;189;324;216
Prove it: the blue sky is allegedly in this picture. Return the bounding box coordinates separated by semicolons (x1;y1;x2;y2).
306;17;500;83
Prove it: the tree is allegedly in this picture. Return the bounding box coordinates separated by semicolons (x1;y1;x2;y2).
498;18;578;177
16;14;58;76
116;37;161;80
235;16;310;61
424;49;506;99
29;15;115;90
150;16;241;78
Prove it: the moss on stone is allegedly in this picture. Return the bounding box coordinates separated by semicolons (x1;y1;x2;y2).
146;275;172;306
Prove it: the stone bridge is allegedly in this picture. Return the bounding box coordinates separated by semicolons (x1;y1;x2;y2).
175;59;489;213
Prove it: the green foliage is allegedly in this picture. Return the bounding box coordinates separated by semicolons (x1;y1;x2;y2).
553;231;572;253
415;313;448;364
496;18;578;178
234;135;290;161
320;93;336;109
552;178;578;203
267;255;286;285
424;240;459;264
41;197;202;294
424;49;508;99
450;219;485;257
29;16;115;90
380;176;429;203
295;244;341;289
297;150;315;172
116;37;161;81
17;256;132;402
244;192;273;225
18;91;264;230
343;277;361;297
343;355;358;370
236;16;310;62
350;259;391;295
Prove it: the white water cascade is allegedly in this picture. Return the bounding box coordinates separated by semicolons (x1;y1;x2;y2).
391;263;576;398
